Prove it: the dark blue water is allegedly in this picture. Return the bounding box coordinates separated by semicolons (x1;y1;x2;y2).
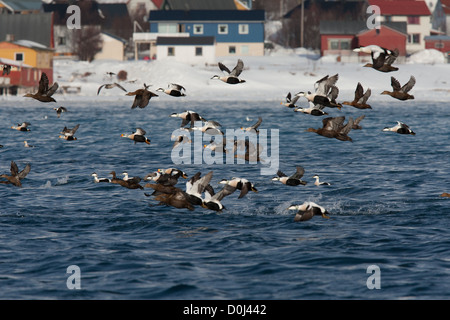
1;98;449;300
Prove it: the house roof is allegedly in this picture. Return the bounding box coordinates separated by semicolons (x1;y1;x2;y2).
320;20;407;36
368;0;431;16
424;35;450;41
0;0;42;12
160;0;236;10
0;13;53;48
156;36;215;45
149;9;265;21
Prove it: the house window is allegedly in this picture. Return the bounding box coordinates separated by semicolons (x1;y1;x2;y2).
167;47;175;56
435;42;444;49
195;47;203;56
218;24;228;34
193;24;203;34
159;23;177;33
407;16;420;24
58;36;66;45
241;45;249;54
228;46;236;54
408;33;421;44
329;39;351;50
239;24;249;34
15;52;24;61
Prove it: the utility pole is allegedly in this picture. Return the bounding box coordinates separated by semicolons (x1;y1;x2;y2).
300;0;304;48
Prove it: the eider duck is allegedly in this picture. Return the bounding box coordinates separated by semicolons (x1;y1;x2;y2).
211;59;246;84
219;177;258;199
354;46;399;73
173;135;192;149
440;193;450;198
144;169;185;187
306;116;354;142
233;140;263;162
156;83;186;97
146;184;195;211
122;171;141;184
109;171;143;189
97;82;127;95
281;92;300;108
0;161;31;187
23;72;58;103
54;106;68;118
342;83;372;109
381;76;415;101
272;166;307;186
126;83;158;109
59;124;80;141
241;116;262;134
190;120;224;135
23;141;35;148
288;201;330;222
2;64;11;75
382;121;415;135
121;128;151;144
296;74;342;110
185;171;214;206
11;122;31;132
170;110;207;128
201;183;239;212
352;115;366;130
91;172;110;183
313;175;330;186
158;168;188;179
294;102;328;116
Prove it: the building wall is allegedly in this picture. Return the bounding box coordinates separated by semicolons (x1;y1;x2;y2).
0;42;38;67
215;42;263;56
320;35;355;56
357;27;407;56
156;44;215;64
95;35;124;61
425;39;450;52
387;15;432;53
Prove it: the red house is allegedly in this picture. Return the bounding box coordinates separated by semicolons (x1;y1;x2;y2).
424;36;450;54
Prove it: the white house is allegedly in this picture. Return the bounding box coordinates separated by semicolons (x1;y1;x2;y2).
95;32;127;61
155;36;216;64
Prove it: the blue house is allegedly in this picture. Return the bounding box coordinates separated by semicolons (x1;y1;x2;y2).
146;9;265;58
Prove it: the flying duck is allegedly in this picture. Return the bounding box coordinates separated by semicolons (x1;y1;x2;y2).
146;184;195;211
440;193;450;198
272;166;307;186
185;171;214;206
296;74;342;110
24;72;58;103
294;102;328;116
97;82;127;95
91;172;110;183
170;110;207;128
0;161;31;187
211;59;246;84
59;124;80;140
23;141;35;148
342;83;372;109
382;121;415;135
11;122;31;131
2;64;11;75
144;169;185;187
158;168;188;179
156;83;186;97
190;120;224;135
219;177;258;199
288;201;331;222
306;116;354;142
281;92;300;108
354;46;399;72
201;182;241;212
126;84;158;109
233;139;263;162
381;76;415;101
109;171;143;189
173;134;192;149
352;115;366;130
241;117;262;134
313;175;330;186
121;128;151;144
54;106;68;118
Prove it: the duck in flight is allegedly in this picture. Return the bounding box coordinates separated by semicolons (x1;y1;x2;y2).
126;83;158;109
170;110;207;128
296;74;342;110
121;128;151;144
59;124;80;141
281;92;300;108
306;116;354;142
11;122;31;132
54;106;68;118
294;102;328;116
313;175;330;186
2;64;11;75
156;83;186;97
241;117;262;134
272;166;307;186
219;177;258;199
211;59;246;84
382;121;415;135
97;82;127;95
342;82;372;109
0;161;31;187
109;171;143;189
24;72;58;103
288;201;331;222
354;46;399;73
381;76;415;101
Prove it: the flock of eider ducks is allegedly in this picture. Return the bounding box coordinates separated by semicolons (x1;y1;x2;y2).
1;49;449;220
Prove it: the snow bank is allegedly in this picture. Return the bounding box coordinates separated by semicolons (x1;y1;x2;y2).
407;49;446;64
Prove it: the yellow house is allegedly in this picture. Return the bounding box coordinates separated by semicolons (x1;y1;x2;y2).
0;40;53;69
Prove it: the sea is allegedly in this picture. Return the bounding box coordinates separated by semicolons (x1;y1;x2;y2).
0;98;449;301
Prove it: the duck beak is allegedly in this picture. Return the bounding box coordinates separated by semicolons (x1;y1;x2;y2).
322;212;330;219
251;187;258;192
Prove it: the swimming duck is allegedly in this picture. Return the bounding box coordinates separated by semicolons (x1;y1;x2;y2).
54;106;68;118
59;124;80;141
121;128;151;144
382;121;415;135
156;83;186;97
11;122;31;132
144;170;184;187
24;72;58;103
185;171;214;206
342;83;372;109
440;193;450;198
91;172;110;183
23;141;35;148
306;116;354;142
351;115;366;130
288;201;330;222
158;168;188;179
97;82;127;95
281;92;300;108
109;171;143;189
170;110;207;128
0;161;31;187
241;117;262;134
122;171;142;184
381;76;415;101
126;84;158;109
211;59;246;84
313;175;330;186
2;64;11;75
294;102;328;116
296;74;342;109
272;166;307;186
219;177;258;199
